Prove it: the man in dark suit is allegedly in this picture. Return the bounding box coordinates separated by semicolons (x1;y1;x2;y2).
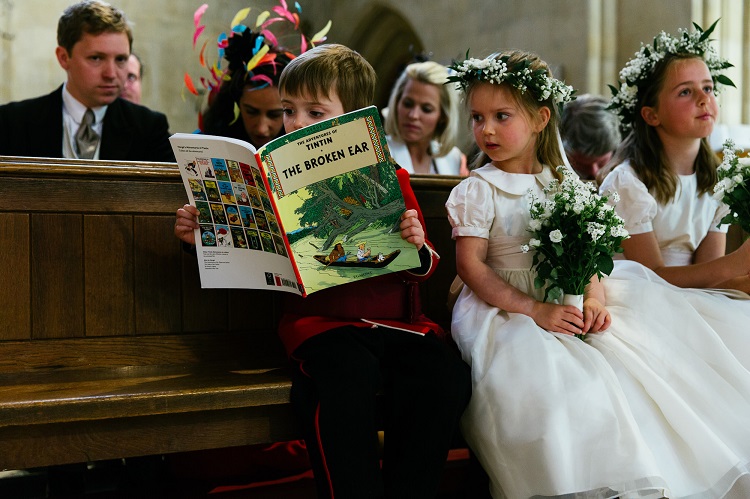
0;0;174;163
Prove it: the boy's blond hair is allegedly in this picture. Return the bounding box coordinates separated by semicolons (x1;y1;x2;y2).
279;44;376;113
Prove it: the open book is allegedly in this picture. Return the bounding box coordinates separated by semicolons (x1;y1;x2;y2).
170;106;420;297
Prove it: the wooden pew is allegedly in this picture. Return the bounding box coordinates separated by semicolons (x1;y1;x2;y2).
0;156;461;471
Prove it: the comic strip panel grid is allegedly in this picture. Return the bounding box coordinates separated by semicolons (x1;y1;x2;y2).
182;156;288;258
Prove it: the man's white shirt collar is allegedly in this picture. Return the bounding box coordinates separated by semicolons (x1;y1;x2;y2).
62;84;107;124
61;83;108;159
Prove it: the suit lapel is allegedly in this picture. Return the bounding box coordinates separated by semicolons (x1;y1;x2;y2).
35;87;66;158
100;99;133;160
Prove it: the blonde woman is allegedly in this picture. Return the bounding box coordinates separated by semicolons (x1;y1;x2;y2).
385;61;468;175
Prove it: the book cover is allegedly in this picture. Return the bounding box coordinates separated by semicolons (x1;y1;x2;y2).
171;106;420;296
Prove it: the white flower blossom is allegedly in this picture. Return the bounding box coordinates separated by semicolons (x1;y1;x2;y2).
529;219;542;231
598;205;614;217
529;238;541;248
715;139;750;231
541;199;555;218
610;226;629;238
521;244;530;253
586;222;605;242
715;140;749;198
714;177;733;196
549;230;564;243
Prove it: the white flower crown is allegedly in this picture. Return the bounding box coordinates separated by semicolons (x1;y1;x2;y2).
447;53;575;110
608;20;735;133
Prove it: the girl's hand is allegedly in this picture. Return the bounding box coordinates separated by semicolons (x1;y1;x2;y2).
175;204;199;245
399;209;424;251
583;297;611;334
530;302;584;336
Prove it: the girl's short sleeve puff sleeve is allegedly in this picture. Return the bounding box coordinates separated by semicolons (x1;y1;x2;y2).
446;177;494;240
600;167;657;235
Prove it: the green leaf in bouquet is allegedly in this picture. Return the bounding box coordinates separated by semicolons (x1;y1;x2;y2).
596;254;614;276
546;286;563;302
536;260;550;277
534;275;546;290
719;212;738;227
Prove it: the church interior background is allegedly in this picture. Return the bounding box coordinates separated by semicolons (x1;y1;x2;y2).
1;0;748;150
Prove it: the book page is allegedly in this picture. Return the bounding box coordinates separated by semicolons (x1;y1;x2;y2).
171;134;302;295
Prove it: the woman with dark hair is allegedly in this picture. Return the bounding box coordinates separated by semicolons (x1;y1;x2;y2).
201;31;294;147
187;2;330;148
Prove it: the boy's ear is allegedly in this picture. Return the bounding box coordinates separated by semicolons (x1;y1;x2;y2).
641;106;660;126
534;106;551;133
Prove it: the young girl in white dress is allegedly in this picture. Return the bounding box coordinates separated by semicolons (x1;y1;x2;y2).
600;22;750;294
446;48;750;498
599;23;750;370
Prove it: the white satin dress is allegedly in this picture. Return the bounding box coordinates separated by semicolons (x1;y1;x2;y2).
600;163;750;370
447;164;750;498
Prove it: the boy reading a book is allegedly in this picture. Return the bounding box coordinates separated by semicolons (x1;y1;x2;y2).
174;43;470;499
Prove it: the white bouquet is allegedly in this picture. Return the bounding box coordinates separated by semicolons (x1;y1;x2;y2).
715;139;750;234
523;166;629;306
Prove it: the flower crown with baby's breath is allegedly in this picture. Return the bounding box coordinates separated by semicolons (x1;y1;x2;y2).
447;52;576;112
608;20;735;133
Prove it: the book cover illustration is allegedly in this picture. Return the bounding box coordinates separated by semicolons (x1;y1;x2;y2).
260;106;420;295
171;106;419;296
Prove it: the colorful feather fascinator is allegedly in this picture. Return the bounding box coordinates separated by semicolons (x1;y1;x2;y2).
183;0;332;99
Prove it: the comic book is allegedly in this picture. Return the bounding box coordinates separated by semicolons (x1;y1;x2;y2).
170;106;420;297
